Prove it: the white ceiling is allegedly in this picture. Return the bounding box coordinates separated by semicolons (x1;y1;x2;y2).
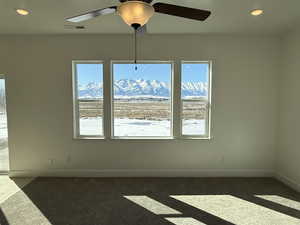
0;0;300;35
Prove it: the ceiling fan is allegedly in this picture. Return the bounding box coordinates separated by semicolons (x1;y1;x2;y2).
66;0;211;32
66;0;211;68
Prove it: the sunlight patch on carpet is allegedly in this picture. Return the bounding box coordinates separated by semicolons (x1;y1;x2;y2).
255;195;300;211
171;195;300;225
0;176;34;204
124;195;182;215
165;217;206;225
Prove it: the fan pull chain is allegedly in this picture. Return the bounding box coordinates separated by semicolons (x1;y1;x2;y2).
134;29;137;70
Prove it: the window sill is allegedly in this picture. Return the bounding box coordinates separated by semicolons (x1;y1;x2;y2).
73;136;105;140
178;136;212;140
110;137;175;140
73;136;212;140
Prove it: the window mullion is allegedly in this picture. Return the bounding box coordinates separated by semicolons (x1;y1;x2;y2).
103;61;112;139
73;63;79;138
173;60;181;138
76;99;81;137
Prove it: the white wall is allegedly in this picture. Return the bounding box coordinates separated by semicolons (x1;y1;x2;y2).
277;30;300;189
0;34;280;176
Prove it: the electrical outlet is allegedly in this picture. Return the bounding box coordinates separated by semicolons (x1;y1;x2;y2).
48;159;55;166
66;156;71;163
221;156;225;164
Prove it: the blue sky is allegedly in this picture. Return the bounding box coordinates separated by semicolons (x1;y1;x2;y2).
77;63;209;86
182;63;209;83
114;64;171;82
77;64;103;86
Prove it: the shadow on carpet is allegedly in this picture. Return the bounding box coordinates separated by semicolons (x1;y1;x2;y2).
1;178;300;225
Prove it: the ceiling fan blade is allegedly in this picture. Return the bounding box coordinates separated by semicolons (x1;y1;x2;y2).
137;25;147;35
153;3;211;21
66;6;117;23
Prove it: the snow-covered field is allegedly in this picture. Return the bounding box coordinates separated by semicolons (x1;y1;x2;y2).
114;119;171;137
1;114;205;138
182;119;206;135
80;117;205;136
0;114;8;142
79;117;103;136
2;114;205;138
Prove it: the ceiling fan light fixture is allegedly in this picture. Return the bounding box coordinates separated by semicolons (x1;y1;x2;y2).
118;1;154;27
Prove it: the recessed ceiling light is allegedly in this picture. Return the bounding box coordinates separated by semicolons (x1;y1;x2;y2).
16;9;30;16
251;9;263;16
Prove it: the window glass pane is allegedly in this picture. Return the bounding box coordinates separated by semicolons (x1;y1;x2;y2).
113;63;172;137
76;63;103;136
181;63;209;136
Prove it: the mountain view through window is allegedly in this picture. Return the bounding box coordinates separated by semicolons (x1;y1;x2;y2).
76;62;210;138
181;63;210;136
76;63;103;136
112;63;172;137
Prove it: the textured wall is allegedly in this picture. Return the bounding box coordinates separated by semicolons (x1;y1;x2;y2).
0;34;280;176
278;31;300;188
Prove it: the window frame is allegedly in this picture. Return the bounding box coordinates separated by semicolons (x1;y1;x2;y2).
72;60;105;139
180;61;212;139
110;60;175;139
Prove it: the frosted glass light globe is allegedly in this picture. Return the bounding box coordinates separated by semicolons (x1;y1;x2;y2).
118;1;154;27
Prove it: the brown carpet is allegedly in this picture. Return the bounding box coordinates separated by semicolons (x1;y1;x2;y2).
0;177;300;225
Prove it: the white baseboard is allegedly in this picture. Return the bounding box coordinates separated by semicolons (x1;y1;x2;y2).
275;173;300;193
0;171;8;175
8;169;300;193
9;169;274;178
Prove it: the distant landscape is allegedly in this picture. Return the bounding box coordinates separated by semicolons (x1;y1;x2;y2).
78;79;208;136
78;79;208;99
79;99;207;121
78;79;208;121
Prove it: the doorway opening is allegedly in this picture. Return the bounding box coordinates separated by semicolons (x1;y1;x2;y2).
0;75;9;172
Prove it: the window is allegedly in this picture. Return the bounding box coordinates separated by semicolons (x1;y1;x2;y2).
73;61;104;138
71;60;212;139
181;62;211;137
112;62;173;138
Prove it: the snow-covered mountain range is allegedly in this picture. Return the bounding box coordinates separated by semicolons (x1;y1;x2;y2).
78;79;208;99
